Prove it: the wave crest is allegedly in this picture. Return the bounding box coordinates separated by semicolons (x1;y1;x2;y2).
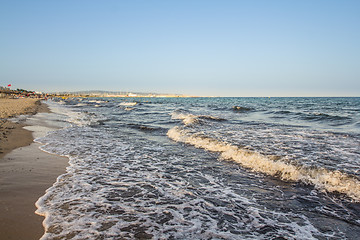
171;112;225;126
167;126;360;201
233;106;253;112
119;102;137;106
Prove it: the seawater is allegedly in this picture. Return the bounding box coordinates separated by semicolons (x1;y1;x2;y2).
35;97;360;239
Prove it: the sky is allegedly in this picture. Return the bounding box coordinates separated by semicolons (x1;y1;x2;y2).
1;0;359;97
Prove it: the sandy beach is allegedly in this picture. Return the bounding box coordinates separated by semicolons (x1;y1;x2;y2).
0;98;68;240
0;98;45;158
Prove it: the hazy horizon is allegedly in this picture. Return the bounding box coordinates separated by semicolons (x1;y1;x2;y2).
1;1;359;97
39;89;360;98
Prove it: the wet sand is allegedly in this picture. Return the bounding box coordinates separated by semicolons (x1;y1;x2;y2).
0;99;68;240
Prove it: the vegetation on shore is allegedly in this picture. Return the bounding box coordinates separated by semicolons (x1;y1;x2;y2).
1;87;199;99
0;86;48;99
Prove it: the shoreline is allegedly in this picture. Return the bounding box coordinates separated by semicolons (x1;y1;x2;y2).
0;99;68;240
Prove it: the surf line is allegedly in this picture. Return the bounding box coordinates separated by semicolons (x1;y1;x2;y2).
167;126;360;202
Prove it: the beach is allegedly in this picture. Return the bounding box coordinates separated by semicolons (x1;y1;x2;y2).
1;97;359;239
0;98;68;240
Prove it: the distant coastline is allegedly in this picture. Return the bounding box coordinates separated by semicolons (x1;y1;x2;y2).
1;86;358;99
0;87;200;99
49;90;201;98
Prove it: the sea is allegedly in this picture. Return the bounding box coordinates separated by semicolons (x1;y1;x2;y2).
33;97;360;239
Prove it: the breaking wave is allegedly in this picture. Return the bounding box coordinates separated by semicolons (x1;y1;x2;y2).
119;102;137;106
167;127;360;202
171;112;225;125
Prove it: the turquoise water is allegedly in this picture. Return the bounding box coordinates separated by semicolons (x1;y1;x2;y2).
36;97;360;239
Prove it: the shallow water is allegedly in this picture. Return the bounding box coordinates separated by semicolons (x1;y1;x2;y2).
36;97;360;239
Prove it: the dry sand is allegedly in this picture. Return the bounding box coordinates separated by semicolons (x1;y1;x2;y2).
0;98;42;119
0;98;45;158
0;98;68;240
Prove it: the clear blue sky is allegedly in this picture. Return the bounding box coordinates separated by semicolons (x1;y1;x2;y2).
1;0;359;96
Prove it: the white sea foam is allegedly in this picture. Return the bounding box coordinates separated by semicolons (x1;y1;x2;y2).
89;100;106;104
119;102;137;106
171;112;224;125
171;112;198;125
167;126;360;201
75;103;87;106
33;99;359;239
45;101;90;126
35;131;323;239
46;100;101;126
